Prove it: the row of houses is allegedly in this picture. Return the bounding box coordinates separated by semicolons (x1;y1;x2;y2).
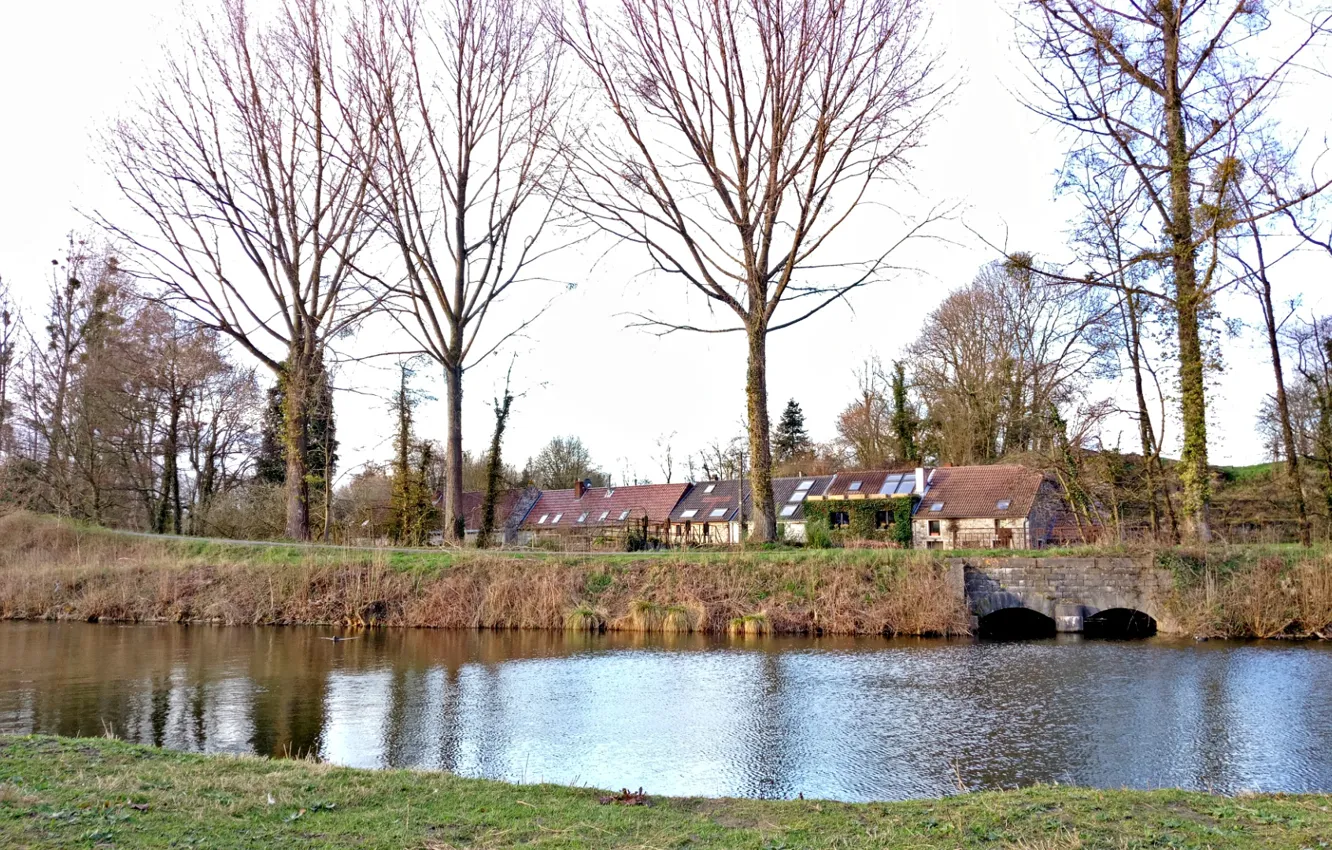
447;464;1077;550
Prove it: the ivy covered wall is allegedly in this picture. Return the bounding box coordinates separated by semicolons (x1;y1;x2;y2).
803;496;918;548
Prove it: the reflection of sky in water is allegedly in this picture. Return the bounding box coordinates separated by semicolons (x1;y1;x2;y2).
3;622;1332;802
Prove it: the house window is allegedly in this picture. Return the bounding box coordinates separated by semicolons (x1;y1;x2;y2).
830;511;849;529
926;539;943;550
928;520;940;536
875;510;890;530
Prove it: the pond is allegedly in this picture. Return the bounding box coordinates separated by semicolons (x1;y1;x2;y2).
2;622;1330;802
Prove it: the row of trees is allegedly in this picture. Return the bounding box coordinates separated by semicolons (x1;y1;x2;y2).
3;0;1330;546
83;0;947;544
0;241;262;534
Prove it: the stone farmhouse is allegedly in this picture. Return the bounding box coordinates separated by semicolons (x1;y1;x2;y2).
441;464;1077;550
913;465;1067;550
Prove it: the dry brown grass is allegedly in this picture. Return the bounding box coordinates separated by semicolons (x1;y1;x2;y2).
1164;555;1332;639
0;512;970;636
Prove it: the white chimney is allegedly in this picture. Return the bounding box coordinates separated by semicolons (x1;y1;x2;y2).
914;467;926;495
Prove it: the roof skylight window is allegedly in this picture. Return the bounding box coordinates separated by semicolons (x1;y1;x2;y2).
618;510;629;521
681;509;698;518
848;481;862;491
930;502;944;512
709;508;727;518
604;489;614;498
797;480;814;490
537;514;549;524
704;484;716;494
599;511;609;521
578;512;588;523
996;500;1011;511
551;513;563;524
789;491;806;502
779;504;798;517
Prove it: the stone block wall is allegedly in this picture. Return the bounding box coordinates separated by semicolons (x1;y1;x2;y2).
955;556;1175;632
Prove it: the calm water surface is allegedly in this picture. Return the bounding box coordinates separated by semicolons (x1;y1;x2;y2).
2;621;1330;802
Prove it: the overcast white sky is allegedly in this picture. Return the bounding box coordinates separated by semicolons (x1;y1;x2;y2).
2;0;1330;484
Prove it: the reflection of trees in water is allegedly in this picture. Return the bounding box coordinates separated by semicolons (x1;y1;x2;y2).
245;628;331;758
7;624;1332;799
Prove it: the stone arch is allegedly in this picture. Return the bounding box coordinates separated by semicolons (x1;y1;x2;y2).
976;605;1057;639
1083;607;1157;638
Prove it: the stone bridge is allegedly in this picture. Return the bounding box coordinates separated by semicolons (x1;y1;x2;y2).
952;557;1175;633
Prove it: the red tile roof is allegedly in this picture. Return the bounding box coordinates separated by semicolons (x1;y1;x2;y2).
918;465;1048;520
522;483;692;531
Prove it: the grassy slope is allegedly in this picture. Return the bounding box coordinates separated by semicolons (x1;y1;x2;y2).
3;737;1331;850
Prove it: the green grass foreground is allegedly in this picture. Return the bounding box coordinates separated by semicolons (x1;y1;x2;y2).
2;737;1331;849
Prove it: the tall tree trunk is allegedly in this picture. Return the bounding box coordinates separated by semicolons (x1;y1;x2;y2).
444;361;464;543
745;323;775;543
283;363;311;541
1121;291;1167;539
1163;5;1212;543
1250;223;1310;546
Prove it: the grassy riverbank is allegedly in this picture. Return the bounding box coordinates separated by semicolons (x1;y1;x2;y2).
3;737;1330;849
2;511;1331;638
0;512;967;636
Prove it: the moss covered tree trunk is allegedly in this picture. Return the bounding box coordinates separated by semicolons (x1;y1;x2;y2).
746;323;776;543
1162;7;1211;543
282;361;312;541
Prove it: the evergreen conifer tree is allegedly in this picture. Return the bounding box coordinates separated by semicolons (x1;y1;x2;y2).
774;399;811;462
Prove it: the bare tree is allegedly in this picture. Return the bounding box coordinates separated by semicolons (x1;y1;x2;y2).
525;435;606;489
104;0;379;539
1225;175;1311;545
1018;0;1332;540
908;261;1113;464
1066;153;1178;539
348;0;570;542
837;357;895;469
0;277;19;456
557;0;945;540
